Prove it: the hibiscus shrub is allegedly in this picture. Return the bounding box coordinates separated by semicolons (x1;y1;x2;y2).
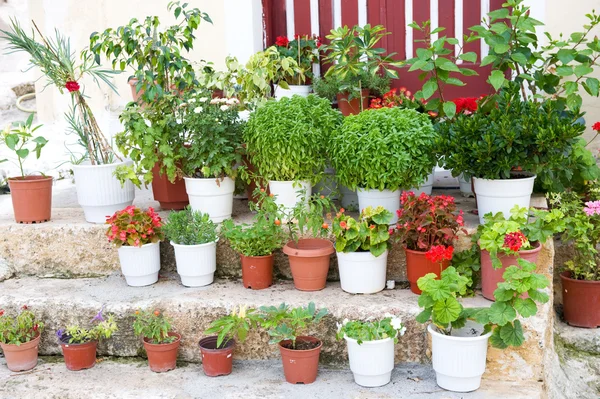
105;206;164;247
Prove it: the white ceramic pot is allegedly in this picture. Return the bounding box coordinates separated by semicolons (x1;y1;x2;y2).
337;250;388;294
72;161;135;223
340;185;358;210
458;174;474;197
406;169;435;196
357;188;400;224
171;240;217;287
345;336;394;387
268;180;311;211
472;174;536;224
428;321;492;392
184;177;235;223
274;84;312;99
117;242;161;287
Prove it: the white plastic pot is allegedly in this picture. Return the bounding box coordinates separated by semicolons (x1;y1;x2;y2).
268;180;311;211
312;167;338;199
337;250;388;294
458;174;474;197
345;336;394;387
171;240;217;287
274;84;312;99
117;242;161;287
184;177;235;223
406;169;435;196
72;161;135;223
357;188;400;224
340;185;358;210
472;174;536;224
428;321;492;392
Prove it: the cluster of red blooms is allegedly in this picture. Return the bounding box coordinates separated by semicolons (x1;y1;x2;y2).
105;206;164;248
503;231;528;252
369;87;413;109
452;97;478;114
593;121;600;132
65;80;80;92
275;34;322;48
425;244;454;263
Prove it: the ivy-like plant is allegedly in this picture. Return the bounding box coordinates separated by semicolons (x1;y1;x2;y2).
258;302;328;349
205;305;259;349
332;206;392;257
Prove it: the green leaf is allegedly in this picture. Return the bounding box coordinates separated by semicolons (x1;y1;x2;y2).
489;327;509;349
493;287;515;302
555;66;574;77
5;134;18;150
514;298;537;318
527;289;549;303
510;53;528;64
567;93;582;110
418;293;435;308
556;49;575;64
432;297;462;324
585;77;600;97
493;43;510;54
574;65;594;78
422;80;438;99
480;54;497;67
488;302;516;326
443;101;456;118
416;308;432;324
15;148;29;159
489;70;506;91
460;52;477;63
499;320;524;347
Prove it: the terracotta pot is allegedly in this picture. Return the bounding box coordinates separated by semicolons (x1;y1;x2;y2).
8;176;52;224
336;90;369;116
560;271;600;328
198;336;235;377
241;254;274;290
283;239;334;291
0;334;40;372
405;248;450;295
480;242;541;301
278;336;322;384
143;332;181;372
151;163;189;210
60;340;97;371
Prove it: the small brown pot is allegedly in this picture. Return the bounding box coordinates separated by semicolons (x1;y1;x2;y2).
405;248;450;295
151;164;189;210
283;239;334;291
61;340;97;371
143;332;181;373
278;336;322;384
561;271;600;328
8;176;52;224
241;254;274;290
198;336;235;377
0;334;40;372
336;90;369;116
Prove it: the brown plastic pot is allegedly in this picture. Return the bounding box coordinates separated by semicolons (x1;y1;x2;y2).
199;336;235;377
241;254;274;290
561;271;600;328
0;333;40;372
143;332;181;373
278;336;322;384
8;176;52;224
151;163;189;210
60;340;97;371
405;248;450;295
283;239;334;291
336;90;369;116
480;242;541;301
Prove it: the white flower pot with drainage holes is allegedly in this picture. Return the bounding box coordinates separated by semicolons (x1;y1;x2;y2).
428;321;492;392
405;169;435;196
274;84;312;100
472;173;536;224
344;336;394;387
117;242;160;287
268;180;311;211
357;188;400;224
171;239;217;287
184;177;235;223
337;250;388;294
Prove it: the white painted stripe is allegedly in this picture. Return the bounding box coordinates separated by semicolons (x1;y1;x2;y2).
358;0;367;26
405;0;413;59
455;0;463;63
286;0;295;39
334;0;342;28
310;0;320;36
430;0;439;43
480;0;490;57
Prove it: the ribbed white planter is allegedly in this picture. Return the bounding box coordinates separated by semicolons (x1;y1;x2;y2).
357;188;400;224
406;169;435;196
458;174;474;197
274;84;312;99
72;161;135;223
117;242;161;287
428;321;491;392
345;336;394;387
472;174;536;224
171;240;217;287
340;185;358;210
337;250;388;294
268;180;311;211
184;177;235;223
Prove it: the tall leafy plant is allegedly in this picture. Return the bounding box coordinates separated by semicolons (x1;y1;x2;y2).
1;115;48;177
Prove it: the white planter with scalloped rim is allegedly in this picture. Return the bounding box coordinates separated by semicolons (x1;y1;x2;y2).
117;242;160;287
345;336;394;387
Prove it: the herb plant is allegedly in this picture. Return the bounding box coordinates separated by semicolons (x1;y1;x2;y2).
332;206;392;257
258;302;328;349
274;35;320;84
163;207;217;246
133;309;177;344
312;73;391;103
56;308;118;344
336;315;406;344
205;305;259;348
105;206;164;247
0;306;44;345
1;115;48;178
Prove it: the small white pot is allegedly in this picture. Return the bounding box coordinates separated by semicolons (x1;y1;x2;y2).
406;169;435;196
268;180;311;211
72;161;135;223
274;84;312;99
340;185;358;210
458;174;474;197
337;250;388;294
472;174;536;224
184;177;235;223
117;242;161;287
171;240;217;287
345;336;394;387
357;188;400;224
428;321;491;392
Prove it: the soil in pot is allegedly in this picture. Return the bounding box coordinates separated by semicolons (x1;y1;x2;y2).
283;239;334;291
199;336;235;377
278;336;322;384
0;334;41;372
60;340;97;371
241;254;274;290
151;164;189;210
336;90;369;116
143;332;181;373
405;248;450;295
8;176;53;223
560;271;600;328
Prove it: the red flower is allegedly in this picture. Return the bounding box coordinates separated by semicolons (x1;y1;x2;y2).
22;305;28;310
33;324;39;332
65;81;80;92
503;231;527;252
369;224;376;230
593;122;600;132
452;97;478;114
316;36;322;48
388;227;395;235
339;221;348;229
425;245;454;263
0;310;4;317
275;36;289;47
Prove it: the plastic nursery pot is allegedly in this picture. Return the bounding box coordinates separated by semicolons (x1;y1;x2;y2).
8;176;53;224
151;163;189;210
278;336;322;384
337;250;388;294
143;332;181;373
344;336;394;387
117;242;161;287
405;248;450;295
283;239;335;291
560;271;600;328
60;340;98;371
0;333;41;372
198;336;235;377
336;89;369;116
240;254;274;290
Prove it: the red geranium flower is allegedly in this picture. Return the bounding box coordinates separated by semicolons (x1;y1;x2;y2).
65;81;80;92
452;97;478;114
593;121;600;132
275;36;289;47
425;245;454;263
503;231;527;252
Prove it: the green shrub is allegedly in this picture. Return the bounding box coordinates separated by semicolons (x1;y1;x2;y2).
163;207;217;245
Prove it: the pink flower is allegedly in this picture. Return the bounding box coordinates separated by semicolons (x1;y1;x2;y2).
584;200;600;216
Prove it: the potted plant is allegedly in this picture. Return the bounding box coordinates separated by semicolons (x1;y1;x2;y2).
105;206;165;286
336;314;406;387
0;305;44;372
244;95;342;211
331;107;438;225
313;73;390;110
259;302;328;384
56;307;118;371
393;192;466;294
163;207;218;287
1;116;51;223
201;305;259;376
416;262;549;392
273;35;320;99
332;206;393;294
133;309;181;373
